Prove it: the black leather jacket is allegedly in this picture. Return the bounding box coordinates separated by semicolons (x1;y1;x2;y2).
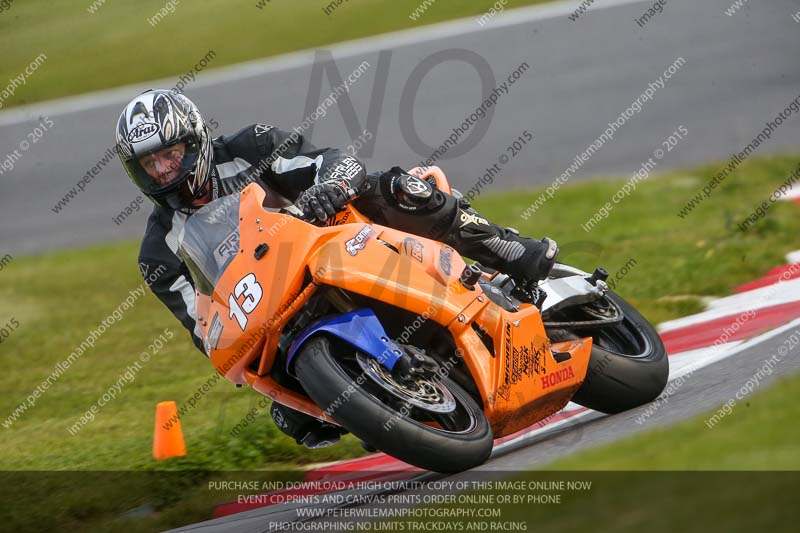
137;123;366;353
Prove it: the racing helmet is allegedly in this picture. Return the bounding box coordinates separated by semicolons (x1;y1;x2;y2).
115;89;213;210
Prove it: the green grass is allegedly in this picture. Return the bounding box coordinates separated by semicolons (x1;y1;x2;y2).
386;469;800;533
473;154;800;325
545;373;800;471
2;153;800;530
0;0;552;108
0;241;367;471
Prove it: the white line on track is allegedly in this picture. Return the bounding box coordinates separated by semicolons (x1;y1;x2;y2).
658;277;800;333
667;319;800;380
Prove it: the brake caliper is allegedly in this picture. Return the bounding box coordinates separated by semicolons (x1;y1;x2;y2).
391;345;441;383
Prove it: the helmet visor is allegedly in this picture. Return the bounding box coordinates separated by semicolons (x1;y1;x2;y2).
122;136;201;195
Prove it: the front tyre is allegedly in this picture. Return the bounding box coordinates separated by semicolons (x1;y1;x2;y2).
294;336;493;473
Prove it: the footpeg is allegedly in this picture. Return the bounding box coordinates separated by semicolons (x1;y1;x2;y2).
299;423;346;449
510;280;548;309
460;264;483;289
586;267;609;286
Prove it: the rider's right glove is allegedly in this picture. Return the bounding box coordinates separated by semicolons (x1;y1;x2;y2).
295;155;367;222
296;181;354;223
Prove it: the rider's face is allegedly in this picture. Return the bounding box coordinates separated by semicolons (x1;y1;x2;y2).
139;143;186;185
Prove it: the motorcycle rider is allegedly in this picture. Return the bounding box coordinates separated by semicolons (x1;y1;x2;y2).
116;89;558;448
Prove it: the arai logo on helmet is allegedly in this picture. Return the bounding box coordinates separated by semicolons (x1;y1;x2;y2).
127;122;160;143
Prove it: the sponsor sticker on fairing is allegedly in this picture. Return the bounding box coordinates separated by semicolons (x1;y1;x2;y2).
438;246;453;276
204;313;223;354
402;237;424;262
214;230;240;262
541;366;575;390
345;225;374;256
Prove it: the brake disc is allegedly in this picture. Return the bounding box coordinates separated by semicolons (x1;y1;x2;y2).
355;352;456;413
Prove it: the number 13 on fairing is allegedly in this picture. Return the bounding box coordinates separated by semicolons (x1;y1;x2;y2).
228;273;263;329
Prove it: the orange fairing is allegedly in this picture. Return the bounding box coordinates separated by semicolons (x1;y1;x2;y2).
193;173;592;435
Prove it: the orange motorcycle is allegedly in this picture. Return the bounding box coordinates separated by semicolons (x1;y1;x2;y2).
179;166;668;473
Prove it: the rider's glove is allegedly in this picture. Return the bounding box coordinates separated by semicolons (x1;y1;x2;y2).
296;182;354;223
295;156;367;222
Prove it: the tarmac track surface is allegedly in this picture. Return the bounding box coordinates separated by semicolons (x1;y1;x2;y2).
1;0;799;254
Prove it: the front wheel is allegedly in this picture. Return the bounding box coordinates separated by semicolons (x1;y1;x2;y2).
547;291;668;414
294;336;493;473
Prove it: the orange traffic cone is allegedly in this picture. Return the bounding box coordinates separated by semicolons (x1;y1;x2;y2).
153;401;187;460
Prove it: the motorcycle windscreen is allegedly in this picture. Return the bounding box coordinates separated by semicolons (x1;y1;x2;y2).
178;194;241;296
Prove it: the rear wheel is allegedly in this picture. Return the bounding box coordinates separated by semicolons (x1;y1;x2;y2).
546;291;668;414
294;336;493;473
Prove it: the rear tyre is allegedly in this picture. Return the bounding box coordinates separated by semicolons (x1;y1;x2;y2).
549;292;668;414
294;336;493;473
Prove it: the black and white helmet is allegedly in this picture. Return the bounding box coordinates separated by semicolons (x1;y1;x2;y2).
115;89;213;210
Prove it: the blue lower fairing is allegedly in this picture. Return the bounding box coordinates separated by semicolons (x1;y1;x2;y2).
286;308;403;371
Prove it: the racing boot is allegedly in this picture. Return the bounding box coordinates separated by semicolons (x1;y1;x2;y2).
444;195;559;284
269;402;347;449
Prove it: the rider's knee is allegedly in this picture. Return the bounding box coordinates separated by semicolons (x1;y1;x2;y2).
378;166;450;214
